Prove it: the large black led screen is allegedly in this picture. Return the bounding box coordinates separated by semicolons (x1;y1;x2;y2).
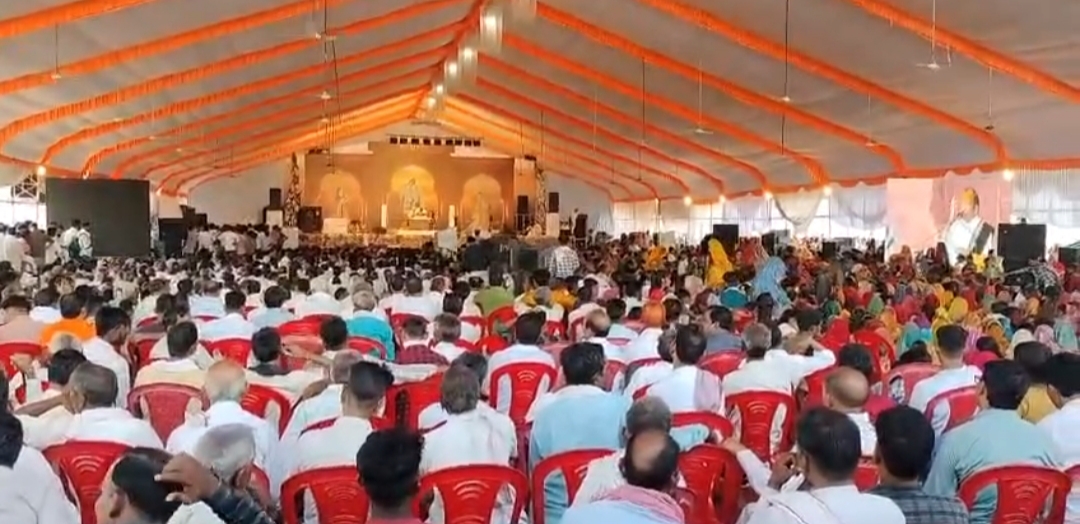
45;178;151;257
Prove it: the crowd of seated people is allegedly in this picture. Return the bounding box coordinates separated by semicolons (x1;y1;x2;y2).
1;230;1080;524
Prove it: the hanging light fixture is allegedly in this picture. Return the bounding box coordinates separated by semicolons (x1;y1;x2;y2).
1002;168;1015;181
477;7;502;53
822;185;833;196
683;195;692;207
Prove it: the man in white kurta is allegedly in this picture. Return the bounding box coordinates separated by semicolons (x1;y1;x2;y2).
941;187;994;265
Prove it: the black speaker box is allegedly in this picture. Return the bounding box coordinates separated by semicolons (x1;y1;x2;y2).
997;223;1046;272
515;195;531;231
821;241;838;260
1060;247;1080;266
297;206;323;233
268;188;283;209
711;224;739;255
548;192;560;214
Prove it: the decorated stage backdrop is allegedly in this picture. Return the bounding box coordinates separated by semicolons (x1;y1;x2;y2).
304;143;515;232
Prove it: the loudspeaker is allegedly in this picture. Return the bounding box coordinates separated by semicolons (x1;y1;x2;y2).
268;188;283;209
573;213;588;239
1060;247;1080;266
195;213;207;227
547;192;560;214
998;223;1046;272
158;218;187;258
297;206;323;233
711;224;739;255
761;232;777;256
515;195;531;231
821;241;838;260
514;247;540;272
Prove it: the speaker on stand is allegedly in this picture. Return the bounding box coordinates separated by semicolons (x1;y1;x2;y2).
297;206;323;234
515;195;531;232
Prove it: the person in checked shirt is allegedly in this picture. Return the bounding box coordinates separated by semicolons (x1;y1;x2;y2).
547;234;580;279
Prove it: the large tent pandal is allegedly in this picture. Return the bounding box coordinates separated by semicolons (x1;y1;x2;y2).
2;0;1079;199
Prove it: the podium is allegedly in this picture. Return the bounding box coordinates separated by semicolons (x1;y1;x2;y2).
323;217;349;235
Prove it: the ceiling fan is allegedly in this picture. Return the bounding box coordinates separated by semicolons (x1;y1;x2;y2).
684;59;714;136
914;0;950;70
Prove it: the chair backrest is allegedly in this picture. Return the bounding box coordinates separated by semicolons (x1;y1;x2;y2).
489;362;558;425
854;460;880;491
135;316;158;328
390;313;426;332
384;373;444;430
43;441;130;524
480;334;510;354
800;366;836;410
486;305;519;335
725;391;797;462
132;338;159;370
957;465;1070;524
530;449;612;524
346;336;387;359
678;444;744;524
925;386;980;433
851;330;894;384
608;337;632;347
698;351;744;380
280;465;369;524
128;383;209;441
672;411;735;439
277;318;323;338
205;338;252;365
240;384;294;435
601;360;626;391
417;464;528;524
194;315;219;323
883;363;939;404
0;342;43;403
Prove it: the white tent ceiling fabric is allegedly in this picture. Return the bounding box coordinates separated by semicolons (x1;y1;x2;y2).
1;0;1078;199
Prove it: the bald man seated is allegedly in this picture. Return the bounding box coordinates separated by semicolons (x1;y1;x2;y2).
824;367;877;456
165;361;282;494
561;428;684;524
582;310;624;363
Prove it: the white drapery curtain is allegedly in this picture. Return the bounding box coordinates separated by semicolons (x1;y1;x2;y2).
774;188;823;235
829;182;887;230
1011;168;1080;246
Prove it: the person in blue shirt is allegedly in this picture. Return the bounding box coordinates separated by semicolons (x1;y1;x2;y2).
925;360;1061;524
344;290;396;360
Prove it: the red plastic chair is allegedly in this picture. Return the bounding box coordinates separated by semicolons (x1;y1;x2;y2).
384;373;444;430
480;334;510;354
205;338;252;364
277;318;323;338
415;465;528;524
925;386;980;433
530;449;612;524
135;316;158;328
543;320;567;341
673;411;735;439
820;317;850;350
601;360;626;391
390;313;426;333
679;444;745;524
456;339;480;353
461;315;485;331
725;391;797;463
43;441;130;524
128;383;209;441
883;363;939;404
194;315;220;323
486;306;518;337
280;465;370;524
698;351;744;380
131;338;159;370
240;384;294;435
608;337;633;347
489;362;558;426
957;465;1070;524
0;341;42;403
250;465;271;504
852;330;895;384
799;366;836;410
568;316;586;341
300;416;392;437
299;314;336;324
346;336;387;359
854;461;880;491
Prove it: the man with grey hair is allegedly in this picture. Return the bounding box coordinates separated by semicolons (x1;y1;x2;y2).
723;322;834;397
18;362;162;450
168;424;259;524
280;350;364;443
165;361;280;495
572;396;711;505
420;364;517;523
431;313;464;363
345;289;395;358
